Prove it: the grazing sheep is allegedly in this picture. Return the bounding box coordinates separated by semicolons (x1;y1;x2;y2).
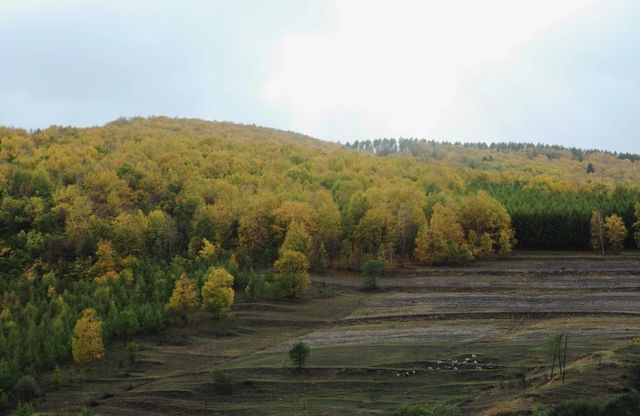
472;354;477;359
396;373;400;377
412;370;416;375
464;358;470;362
453;367;458;371
473;360;478;365
427;367;434;372
437;360;442;365
404;372;410;377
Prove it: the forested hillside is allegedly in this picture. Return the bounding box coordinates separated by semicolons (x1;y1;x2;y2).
346;138;640;249
1;117;639;409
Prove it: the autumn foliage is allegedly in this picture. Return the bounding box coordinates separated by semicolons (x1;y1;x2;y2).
1;117;640;403
71;308;105;365
167;273;199;322
201;268;235;318
591;211;628;253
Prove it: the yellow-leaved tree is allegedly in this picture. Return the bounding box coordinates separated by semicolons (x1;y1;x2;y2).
167;273;199;323
198;238;217;262
72;308;105;365
458;191;515;257
201;267;235;318
603;214;627;251
94;239;119;282
414;203;472;265
281;220;311;255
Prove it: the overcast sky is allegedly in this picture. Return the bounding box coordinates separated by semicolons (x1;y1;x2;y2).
1;0;639;152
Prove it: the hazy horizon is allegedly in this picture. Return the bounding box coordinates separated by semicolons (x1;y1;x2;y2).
2;0;639;153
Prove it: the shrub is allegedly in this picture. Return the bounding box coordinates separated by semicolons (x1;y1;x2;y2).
394;403;462;416
126;342;140;364
629;363;640;391
0;391;7;412
551;399;600;416
52;365;63;387
361;259;384;290
531;405;553;416
11;402;35;416
511;368;528;388
211;370;233;394
601;393;640;416
14;375;37;402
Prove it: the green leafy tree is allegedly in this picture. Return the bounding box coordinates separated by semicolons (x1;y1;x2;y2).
288;341;310;372
274;250;310;297
590;210;605;254
201;267;235;318
112;308;139;345
281;220;311;255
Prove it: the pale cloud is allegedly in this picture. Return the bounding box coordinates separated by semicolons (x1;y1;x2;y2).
264;0;601;139
0;0;638;152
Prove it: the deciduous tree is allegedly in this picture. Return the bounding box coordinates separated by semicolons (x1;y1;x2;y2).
604;214;627;251
201;268;235;318
281;220;311;255
289;341;310;372
167;273;199;323
415;203;472;265
274;250;310;297
72;308;105;365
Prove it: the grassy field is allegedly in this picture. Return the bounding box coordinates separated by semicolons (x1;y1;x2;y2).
34;252;640;415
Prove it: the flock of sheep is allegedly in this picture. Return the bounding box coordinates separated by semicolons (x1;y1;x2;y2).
395;354;483;377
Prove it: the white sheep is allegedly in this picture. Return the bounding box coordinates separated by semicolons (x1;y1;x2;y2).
472;354;477;359
427;367;434;372
473;360;478;365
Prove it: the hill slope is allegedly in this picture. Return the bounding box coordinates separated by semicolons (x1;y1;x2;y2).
1;116;640;413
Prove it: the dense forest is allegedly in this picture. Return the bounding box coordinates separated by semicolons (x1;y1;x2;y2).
1;117;640;410
346;138;640;249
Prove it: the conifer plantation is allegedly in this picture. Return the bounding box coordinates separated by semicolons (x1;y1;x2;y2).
2;117;640;413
